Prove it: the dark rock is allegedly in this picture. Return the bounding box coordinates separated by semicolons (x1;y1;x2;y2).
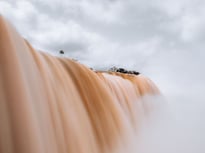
117;68;128;73
133;71;140;75
108;67;140;75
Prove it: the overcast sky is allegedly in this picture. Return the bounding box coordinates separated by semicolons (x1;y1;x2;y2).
1;1;205;150
0;0;205;96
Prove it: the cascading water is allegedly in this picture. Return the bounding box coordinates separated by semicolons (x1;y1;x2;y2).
0;16;160;153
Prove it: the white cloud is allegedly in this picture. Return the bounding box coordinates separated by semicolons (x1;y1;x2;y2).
0;0;205;151
0;0;205;95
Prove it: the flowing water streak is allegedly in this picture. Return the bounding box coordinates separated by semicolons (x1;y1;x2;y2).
0;16;159;153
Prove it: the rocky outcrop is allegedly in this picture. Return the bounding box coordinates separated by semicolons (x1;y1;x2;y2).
108;67;140;75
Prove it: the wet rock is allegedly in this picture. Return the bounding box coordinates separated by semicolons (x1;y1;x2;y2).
108;67;140;75
117;68;128;73
133;71;140;75
128;70;140;75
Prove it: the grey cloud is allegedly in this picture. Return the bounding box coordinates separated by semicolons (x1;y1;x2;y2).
1;2;205;150
1;0;205;95
46;41;89;55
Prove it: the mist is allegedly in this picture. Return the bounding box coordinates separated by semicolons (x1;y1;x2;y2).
0;0;205;152
130;48;205;153
115;94;205;153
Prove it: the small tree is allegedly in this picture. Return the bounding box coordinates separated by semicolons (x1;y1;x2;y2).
59;50;64;54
